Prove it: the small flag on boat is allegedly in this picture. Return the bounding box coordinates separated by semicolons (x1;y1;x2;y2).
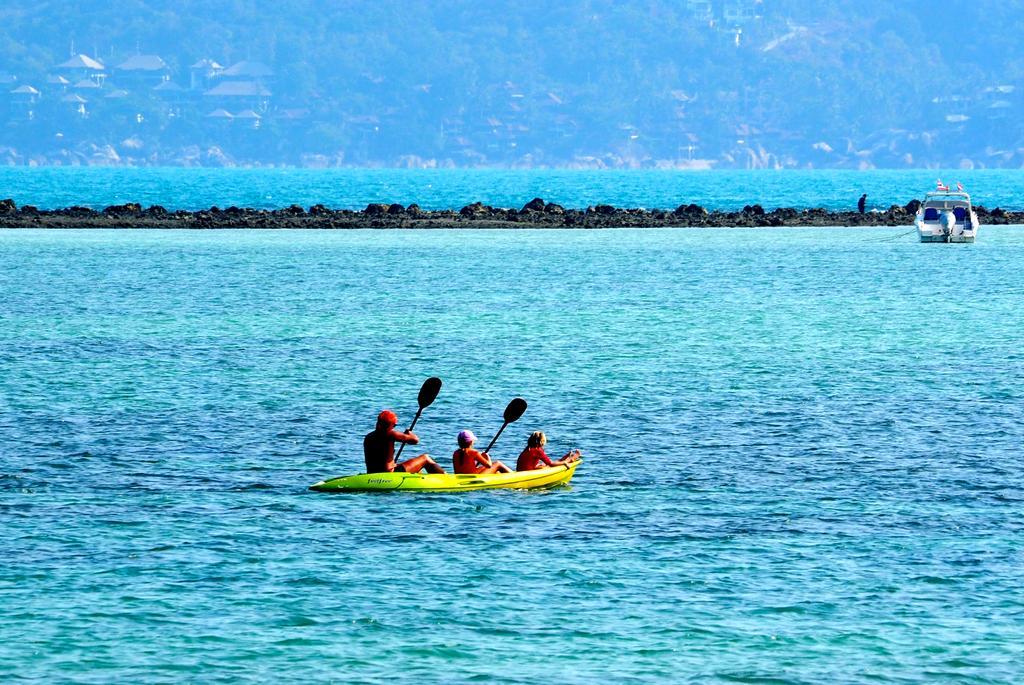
936;179;949;191
956;181;964;192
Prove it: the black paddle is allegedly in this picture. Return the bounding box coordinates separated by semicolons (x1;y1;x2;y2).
394;377;443;460
483;397;528;454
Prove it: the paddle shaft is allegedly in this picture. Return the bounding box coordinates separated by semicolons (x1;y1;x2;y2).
394;408;423;461
483;422;509;454
392;377;443;463
483;397;528;454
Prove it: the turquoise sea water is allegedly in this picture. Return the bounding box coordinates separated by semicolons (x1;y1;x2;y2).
3;225;1024;682
0;167;1023;211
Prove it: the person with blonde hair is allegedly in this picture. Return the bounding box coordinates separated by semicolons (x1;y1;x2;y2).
516;431;580;471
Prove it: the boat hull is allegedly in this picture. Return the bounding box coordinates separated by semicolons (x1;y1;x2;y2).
917;231;976;244
309;460;581;492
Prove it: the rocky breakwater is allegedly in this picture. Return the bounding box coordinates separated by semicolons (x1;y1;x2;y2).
1;197;1021;229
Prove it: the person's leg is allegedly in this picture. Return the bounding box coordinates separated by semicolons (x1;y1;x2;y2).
423;457;446;474
481;461;512;474
398;454;446;474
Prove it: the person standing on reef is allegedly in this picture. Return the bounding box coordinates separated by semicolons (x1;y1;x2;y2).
858;194;867;214
364;410;446;474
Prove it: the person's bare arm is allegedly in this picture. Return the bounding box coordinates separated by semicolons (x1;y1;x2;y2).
388;428;419;445
553;449;581;465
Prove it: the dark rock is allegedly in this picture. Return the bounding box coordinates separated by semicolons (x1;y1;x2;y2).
904;199;921;214
770;207;798;220
676;203;708;217
460;202;487;217
991;207;1006;219
103;202;142;216
522;197;546;212
0;198;967;229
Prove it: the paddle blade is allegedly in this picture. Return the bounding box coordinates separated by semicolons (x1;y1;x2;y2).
417;377;443;409
503;397;528;423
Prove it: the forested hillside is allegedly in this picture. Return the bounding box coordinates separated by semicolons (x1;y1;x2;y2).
0;0;1021;167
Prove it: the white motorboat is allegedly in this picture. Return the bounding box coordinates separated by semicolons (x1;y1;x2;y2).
915;181;979;243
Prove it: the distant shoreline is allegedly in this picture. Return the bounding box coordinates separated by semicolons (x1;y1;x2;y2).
2;198;1021;229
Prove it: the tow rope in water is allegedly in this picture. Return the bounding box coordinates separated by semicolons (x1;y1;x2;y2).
863;228;918;243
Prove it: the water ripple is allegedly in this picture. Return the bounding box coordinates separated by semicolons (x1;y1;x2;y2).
1;227;1023;682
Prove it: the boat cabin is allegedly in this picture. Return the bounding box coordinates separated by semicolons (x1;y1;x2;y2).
921;191;973;220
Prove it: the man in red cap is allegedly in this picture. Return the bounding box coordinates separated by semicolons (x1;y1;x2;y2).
364;410;446;474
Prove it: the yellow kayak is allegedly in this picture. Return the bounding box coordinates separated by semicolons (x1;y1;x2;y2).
309;460;580;493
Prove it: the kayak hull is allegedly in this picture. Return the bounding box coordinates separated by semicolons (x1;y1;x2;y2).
309;460;580;493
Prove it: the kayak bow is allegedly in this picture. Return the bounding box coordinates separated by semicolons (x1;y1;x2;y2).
309;460;580;493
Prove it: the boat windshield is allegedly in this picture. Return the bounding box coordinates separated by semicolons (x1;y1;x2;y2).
923;198;971;210
923;190;970;204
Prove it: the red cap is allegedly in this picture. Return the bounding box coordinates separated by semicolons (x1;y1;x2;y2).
377;410;398;428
